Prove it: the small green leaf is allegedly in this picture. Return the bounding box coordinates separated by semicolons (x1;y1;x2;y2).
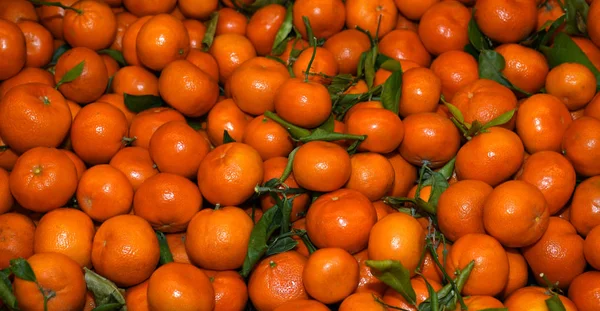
55;60;85;89
91;303;125;311
379;58;403;72
422;277;439;311
365;49;377;89
84;268;126;307
356;51;367;79
545;294;567;311
541;32;600;90
10;258;36;282
467;13;492;52
223;130;236;144
365;260;417;305
0;269;17;310
478;50;512;88
381;70;403;115
264;111;312;139
123;93;164;113
271;4;294;56
316;114;335;132
49;43;71;66
521;15;566;49
156;231;174;266
563;0;589;35
481;109;516;130
98;49;127;67
202;12;219;51
265;236;298;256
293;228;317;254
327;74;355;97
241;206;282;277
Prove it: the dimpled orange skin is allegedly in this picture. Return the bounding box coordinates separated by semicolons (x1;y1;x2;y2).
345;0;398;39
378;30;431;68
399;68;442;117
54;47;109;104
129;107;186;149
452;79;518;129
474;0;537;43
292;0;346;40
0;83;71;154
109;147;159;191
306;189;377;254
243;116;295;161
147;262;215;311
570;176;600;236
9;147;78;213
111;65;159;96
562;117;600;177
206;99;250;146
506;286;578;311
345;108;405;154
0;19;26;80
303;248;360;304
246;4;287;56
323;30;372;76
92;214;160;287
134;173;202;233
495;44;549;95
292;47;339;85
516;94;572;154
0;67;55;99
121;15;151;66
345;152;395;202
274;78;332;129
209;33;257;84
197;142;264;206
0;213;35;269
292;141;352;192
13;252;87;311
70;102;128;165
125;280;149;311
34;208;95;268
430;50;479;101
17;20;54;68
62;0;117;50
455;127;525;187
418;0;471;56
367;213;426;276
545;63;597;111
0;168;13;214
136;14;190;71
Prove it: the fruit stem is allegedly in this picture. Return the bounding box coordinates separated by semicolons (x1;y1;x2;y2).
263;111;311;139
304;41;318;83
122;137;136;146
29;0;83;14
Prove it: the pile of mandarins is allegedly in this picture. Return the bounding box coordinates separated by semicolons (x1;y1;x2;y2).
3;0;600;310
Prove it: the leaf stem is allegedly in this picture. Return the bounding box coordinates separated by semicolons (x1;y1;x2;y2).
264;111;311;139
30;0;83;14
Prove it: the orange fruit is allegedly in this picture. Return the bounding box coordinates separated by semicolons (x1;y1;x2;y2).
506;286;578;311
136;13;190;71
9;147;78;213
38;0;77;40
500;248;529;298
584;225;600;270
386;152;418;197
206;98;250;146
394;0;438;20
185;49;220;82
398;112;460;168
122;0;176;16
134;173;202;232
368;212;425;276
61;149;86;180
322;29;371;75
97;93;135;125
451;79;518;129
209;33;257;83
0;213;35;269
340;293;386;311
573;37;600;71
396;14;419;32
274;78;332;128
128;106;186;149
13;252;86;311
0;67;55;99
353;250;387;296
77;164;133;222
291;218;310;257
379;29;431;68
0;136;18;171
0;19;26;80
92;214;160;287
437;180;493;242
148;120;210;178
215;7;248;36
203;270;249;311
0;168;13;214
483;180;550;247
445;233;509;296
165;233;190;264
345;152;395;201
248;251;309;311
147;262;215;311
228;57;290;116
110;11;137;51
17;20;54;68
70;102;129;164
474;0;537;43
562;116;600;176
177;0;217;19
307;189;377;254
34;208;95;268
54;47;109;104
242;115;295;161
292;0;346;40
0;83;71;154
455;296;505;310
197;142;264;206
545;62;597;111
455;127;524;186
121;15;151;66
584;92;600;120
495;44;549;95
303;248;360;304
124;280;149;311
515;94;573;154
273;300;330;311
346;108;405;154
570;175;600;236
569;271;600;310
537;0;565;31
522;217;585;289
588;0;600;49
111;65;159;96
63;0;117;50
398;67;442;117
259;157;310;222
345;0;398;38
246;4;286;55
418;0;470;55
182;19;206;49
101;54;120;77
109;146;159;191
0;0;38;23
429;50;479;102
292;141;351;192
292;47;339;85
271;37;310;65
515;151;576;215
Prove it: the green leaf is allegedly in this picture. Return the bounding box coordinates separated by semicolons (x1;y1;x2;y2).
443;101;465;124
563;0;589;35
10;258;36;282
98;49;126;66
91;303;125;311
223;130;236;144
316;114;335;132
422;277;439;311
265;236;298;256
419;261;474;311
379;58;403;72
541;32;600;89
0;269;17;310
293;229;317;254
202;12;219;51
478;50;512;88
545;294;567;311
467;13;492;52
271;4;294;56
365;260;417;305
156;231;174;266
288;34;305;66
187;119;203;130
123;93;164;113
84;268;126;307
327;74;355;97
521;15;566;49
364;49;377;89
241;206;282;277
49;43;70;65
419;166;449;214
481;109;516;130
381;70;402;115
356;51;367;79
298;128;366;144
55;60;85;89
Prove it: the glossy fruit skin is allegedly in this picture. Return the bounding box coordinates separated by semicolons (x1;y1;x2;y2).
0;213;35;269
0;19;26;80
136;14;190;71
562;117;600;177
62;0;117;51
303;248;360;304
77;164;134;222
292;141;352;192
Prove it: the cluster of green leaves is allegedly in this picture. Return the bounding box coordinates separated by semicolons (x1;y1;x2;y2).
442;97;517;141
